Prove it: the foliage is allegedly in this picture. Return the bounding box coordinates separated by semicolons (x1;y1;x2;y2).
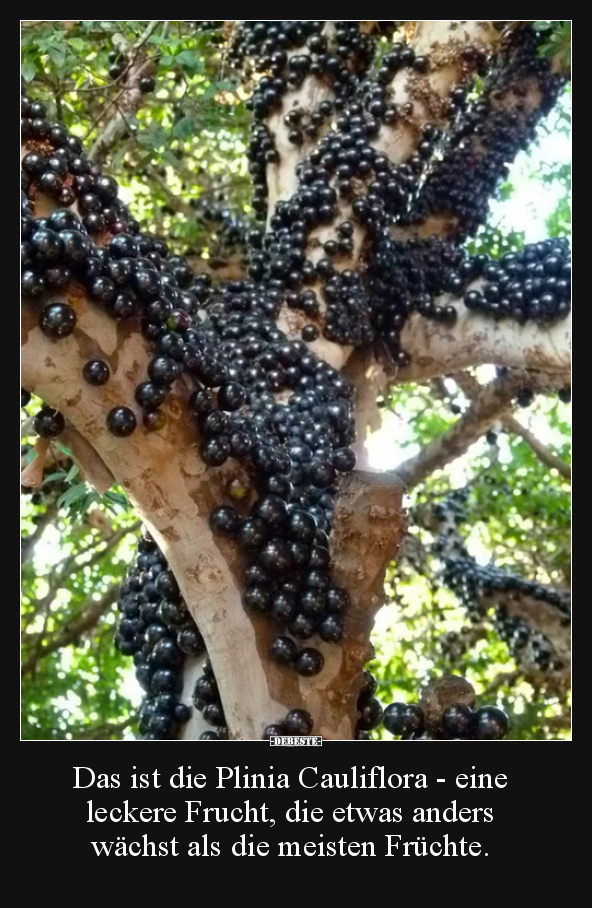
374;378;571;740
21;21;252;258
533;21;571;69
21;491;140;740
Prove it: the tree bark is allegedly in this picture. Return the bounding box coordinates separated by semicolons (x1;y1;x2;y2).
398;302;571;383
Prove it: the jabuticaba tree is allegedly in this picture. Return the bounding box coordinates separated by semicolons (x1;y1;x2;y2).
21;21;571;740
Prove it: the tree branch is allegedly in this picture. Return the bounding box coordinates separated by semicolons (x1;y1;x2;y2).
453;368;571;481
71;718;133;740
392;362;571;489
22;582;120;677
22;521;141;650
488;588;570;663
88;21;160;164
405;23;567;239
22;284;407;737
394;375;519;488
502;414;571;482
397;300;571;383
271;22;505;376
20;438;50;489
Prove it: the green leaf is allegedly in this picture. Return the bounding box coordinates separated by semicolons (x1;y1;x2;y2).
103;490;130;511
25;449;39;465
176;50;203;73
21;60;37;82
48;44;67;70
55;443;73;457
172;116;195;140
65;463;80;483
42;471;67;487
216;79;236;93
57;482;90;510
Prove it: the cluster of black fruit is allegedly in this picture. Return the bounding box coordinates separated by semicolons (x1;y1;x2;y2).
444;557;569;675
460;237;571;324
427;490;570;675
195;655;320;741
23;84;356;739
229;21;376;218
228;22;570;363
118;532;319;742
229;23;457;354
383;700;510;740
355;670;383;739
354;667;510;740
409;26;566;238
192;659;227;739
117;531;202;740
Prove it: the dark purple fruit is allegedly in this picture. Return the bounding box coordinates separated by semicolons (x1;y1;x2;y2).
83;359;110;386
39;302;77;339
294;648;324;677
177;625;205;656
218;382;246;411
442;704;475;739
107;406;137;437
284;709;314;735
270;636;298;665
357;694;383;731
209;506;240;536
34;407;65;438
473;706;509;740
383;702;424;737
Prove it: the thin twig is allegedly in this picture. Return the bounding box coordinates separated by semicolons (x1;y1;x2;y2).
21;582;121;677
86;21;161;152
503;414;571;482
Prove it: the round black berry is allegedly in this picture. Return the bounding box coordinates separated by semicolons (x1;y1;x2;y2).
473;706;509;740
34;407;65;438
209;505;240;536
218;382;247;411
270;635;298;665
294;648;324;677
442;704;475;739
383;703;424;737
39;302;77;339
177;625;205;656
107;406;137;437
83;359;110;386
284;709;314;735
